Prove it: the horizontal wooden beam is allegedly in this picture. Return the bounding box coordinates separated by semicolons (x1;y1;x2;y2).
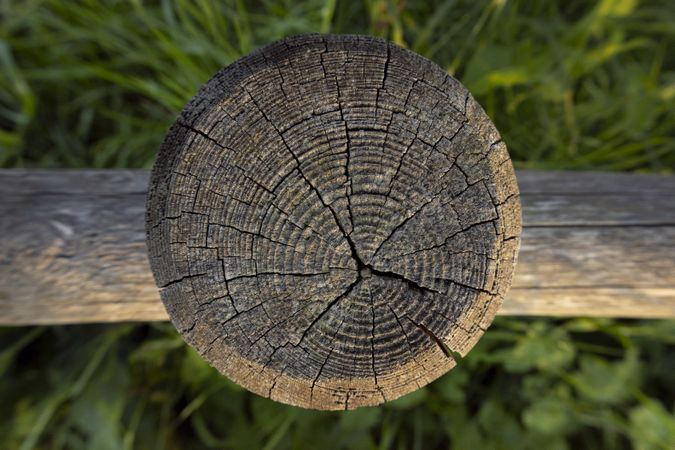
1;169;673;325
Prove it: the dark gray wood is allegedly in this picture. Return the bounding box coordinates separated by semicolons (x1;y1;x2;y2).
0;170;158;325
3;169;671;325
145;34;521;410
516;170;675;194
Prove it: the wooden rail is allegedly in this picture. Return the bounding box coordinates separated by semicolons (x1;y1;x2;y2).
1;169;673;325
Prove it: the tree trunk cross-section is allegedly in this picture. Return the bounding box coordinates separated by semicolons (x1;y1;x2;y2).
146;34;521;410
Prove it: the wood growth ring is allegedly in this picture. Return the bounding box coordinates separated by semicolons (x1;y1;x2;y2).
146;34;522;410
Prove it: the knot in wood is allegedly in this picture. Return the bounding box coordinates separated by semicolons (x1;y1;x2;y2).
146;34;521;410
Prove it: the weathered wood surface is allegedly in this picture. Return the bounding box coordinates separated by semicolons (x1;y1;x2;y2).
1;169;673;324
145;34;521;409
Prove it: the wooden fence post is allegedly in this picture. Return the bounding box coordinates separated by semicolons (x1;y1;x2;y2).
145;34;521;410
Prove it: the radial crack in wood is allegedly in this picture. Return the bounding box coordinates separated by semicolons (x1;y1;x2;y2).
145;34;522;410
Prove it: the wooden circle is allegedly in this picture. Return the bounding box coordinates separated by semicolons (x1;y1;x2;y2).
146;34;521;410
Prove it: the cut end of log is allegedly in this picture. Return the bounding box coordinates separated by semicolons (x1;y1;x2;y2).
145;34;521;410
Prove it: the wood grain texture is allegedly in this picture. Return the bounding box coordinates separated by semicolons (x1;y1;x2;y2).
145;34;521;410
1;169;673;325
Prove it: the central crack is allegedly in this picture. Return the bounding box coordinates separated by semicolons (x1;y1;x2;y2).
341;225;367;270
343;230;437;296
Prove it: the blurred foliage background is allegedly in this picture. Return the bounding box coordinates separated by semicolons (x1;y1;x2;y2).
0;0;674;448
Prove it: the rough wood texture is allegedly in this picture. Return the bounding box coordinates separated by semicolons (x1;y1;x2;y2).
144;34;521;409
1;168;673;324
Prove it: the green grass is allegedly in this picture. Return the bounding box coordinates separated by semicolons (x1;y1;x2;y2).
2;319;674;449
1;0;674;449
1;0;673;170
